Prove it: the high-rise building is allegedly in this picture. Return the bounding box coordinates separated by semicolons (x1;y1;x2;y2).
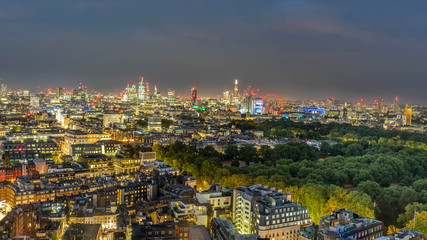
234;79;239;97
153;85;160;98
30;96;40;109
168;89;175;101
254;98;263;114
138;77;145;101
1;83;7;96
240;96;259;114
232;184;311;239
190;87;197;103
56;87;63;99
394;97;400;113
404;105;412;125
145;82;150;97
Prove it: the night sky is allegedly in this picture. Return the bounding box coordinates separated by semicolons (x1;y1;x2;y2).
1;0;427;103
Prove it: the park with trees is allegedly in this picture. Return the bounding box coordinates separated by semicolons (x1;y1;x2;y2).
154;119;427;233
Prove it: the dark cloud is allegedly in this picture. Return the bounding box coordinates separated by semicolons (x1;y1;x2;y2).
0;0;426;104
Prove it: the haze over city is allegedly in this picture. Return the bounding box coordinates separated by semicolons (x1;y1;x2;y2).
0;1;426;239
1;0;427;103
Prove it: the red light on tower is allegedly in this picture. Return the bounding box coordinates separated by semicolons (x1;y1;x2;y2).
360;98;364;102
26;112;32;118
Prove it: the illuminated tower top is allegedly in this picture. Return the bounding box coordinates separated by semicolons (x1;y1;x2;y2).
234;79;239;96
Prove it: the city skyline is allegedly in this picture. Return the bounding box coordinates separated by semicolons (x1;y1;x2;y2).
0;78;417;106
1;1;427;103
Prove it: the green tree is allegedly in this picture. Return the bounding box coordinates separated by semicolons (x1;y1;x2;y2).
397;203;427;226
358;181;382;201
225;145;239;161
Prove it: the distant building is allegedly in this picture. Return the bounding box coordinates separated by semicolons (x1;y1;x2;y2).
62;130;111;155
404;105;413;125
148;117;162;131
118;181;149;207
103;113;124;127
56;87;63;99
1;139;59;166
79;154;114;177
191;87;198;104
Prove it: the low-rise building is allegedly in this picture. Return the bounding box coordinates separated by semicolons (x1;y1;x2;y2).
171;199;209;227
316;209;385;240
196;184;232;218
376;229;425;240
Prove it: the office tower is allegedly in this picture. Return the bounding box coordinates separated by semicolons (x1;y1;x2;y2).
168;89;175;101
234;79;239;97
376;98;383;121
223;91;231;104
190;87;197;103
131;84;137;101
394;97;400;113
30;96;40;108
232;184;311;239
56;87;63;99
138;77;145;101
145;82;150;97
404;105;412;125
0;83;6;96
254;98;263;114
76;85;87;101
153;85;159;98
240;97;261;114
342;107;348;121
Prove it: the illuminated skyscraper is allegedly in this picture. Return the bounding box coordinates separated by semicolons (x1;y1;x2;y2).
190;87;197;103
234;79;239;97
56;87;63;99
0;83;6;96
138;77;145;101
404;105;412;125
153;85;159;98
394;97;400;113
145;82;150;97
167;89;175;101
